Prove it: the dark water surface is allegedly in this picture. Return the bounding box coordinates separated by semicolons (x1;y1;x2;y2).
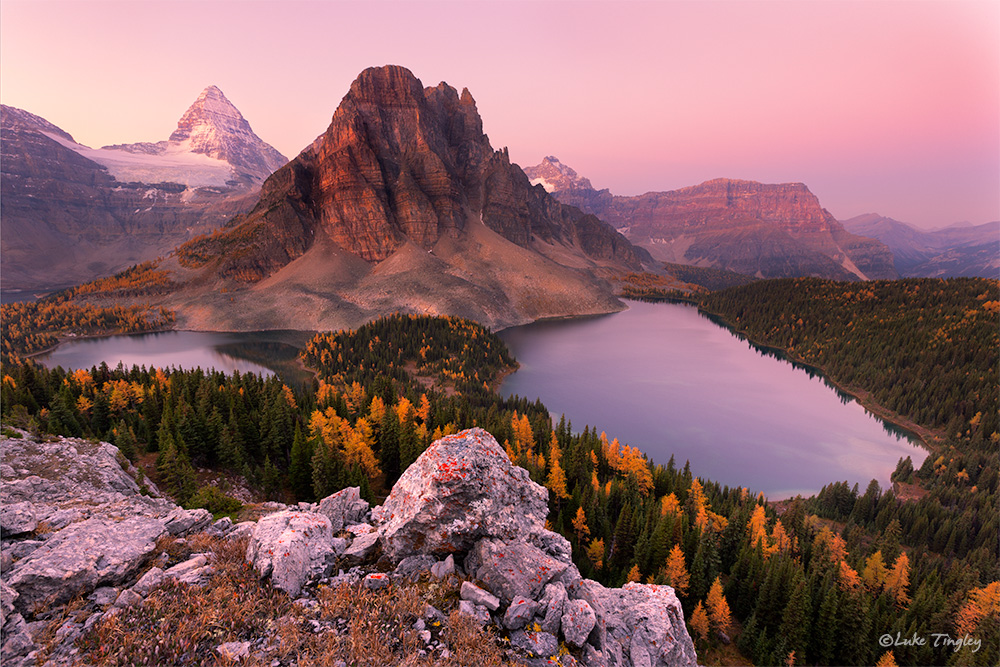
498;300;927;498
35;330;315;386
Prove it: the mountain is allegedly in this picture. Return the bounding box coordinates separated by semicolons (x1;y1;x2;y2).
524;155;595;193
101;85;287;186
121;66;645;332
1;89;286;291
524;157;897;281
842;214;999;278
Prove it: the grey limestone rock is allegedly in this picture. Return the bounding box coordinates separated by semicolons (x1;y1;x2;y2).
460;580;500;611
131;567;165;596
163;508;213;536
87;586;120;607
216;640;252;662
464;537;568;604
392;554;436;581
539;582;568;635
502;595;538;630
317;487;371;533
510;628;560;659
6;515;166;612
430;554;455;579
457;599;491;626
374;428;548;561
164;554;213;586
0;502;36;537
246;511;334;598
113;588;142;608
341;531;379;565
362;572;391;590
569;580;697;667
561;599;597;648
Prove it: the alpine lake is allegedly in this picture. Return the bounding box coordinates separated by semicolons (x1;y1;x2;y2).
34;300;927;499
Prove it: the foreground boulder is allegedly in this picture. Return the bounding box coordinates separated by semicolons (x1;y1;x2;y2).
317;486;370;532
246;511;334;597
6;515;166;612
569;581;697;667
374;428;548;561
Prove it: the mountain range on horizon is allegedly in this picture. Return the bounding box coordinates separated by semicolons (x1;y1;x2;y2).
524;156;898;281
1;88;287;291
3;71;995;302
840;213;999;279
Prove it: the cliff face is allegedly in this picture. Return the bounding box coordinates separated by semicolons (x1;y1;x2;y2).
160;66;644;332
526;157;898;280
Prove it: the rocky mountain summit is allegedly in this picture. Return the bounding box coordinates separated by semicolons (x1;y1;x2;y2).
0;88;286;290
1;427;697;666
525;159;897;281
523;156;595;193
117;66;648;332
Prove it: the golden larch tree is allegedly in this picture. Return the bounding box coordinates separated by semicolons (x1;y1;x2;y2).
955;581;1000;636
875;650;898;667
884;552;912;607
706;576;732;635
545;432;570;500
663;544;690;596
862;550;888;592
689;601;710;643
627;565;642;583
572;507;591;542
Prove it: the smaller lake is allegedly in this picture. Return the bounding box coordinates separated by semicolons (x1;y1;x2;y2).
34;330;314;385
499;300;927;498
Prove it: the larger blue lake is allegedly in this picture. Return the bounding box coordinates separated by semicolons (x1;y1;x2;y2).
498;300;927;498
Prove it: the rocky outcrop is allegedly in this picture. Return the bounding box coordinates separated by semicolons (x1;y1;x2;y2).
6;516;166;612
526;157;898;281
1;425;698;667
374;428;548;560
245;511;335;597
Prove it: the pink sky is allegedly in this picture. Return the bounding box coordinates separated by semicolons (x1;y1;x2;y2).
1;0;997;228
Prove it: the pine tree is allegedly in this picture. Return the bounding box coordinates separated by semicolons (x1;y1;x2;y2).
288;423;314;501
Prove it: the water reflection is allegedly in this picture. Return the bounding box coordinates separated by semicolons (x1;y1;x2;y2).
499;300;927;498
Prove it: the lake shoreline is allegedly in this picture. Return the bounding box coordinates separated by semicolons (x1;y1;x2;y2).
696;304;943;456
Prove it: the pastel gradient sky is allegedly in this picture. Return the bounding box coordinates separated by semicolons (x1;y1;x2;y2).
2;0;997;228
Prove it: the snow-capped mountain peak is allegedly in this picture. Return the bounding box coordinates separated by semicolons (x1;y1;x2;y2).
522;155;594;193
101;85;288;186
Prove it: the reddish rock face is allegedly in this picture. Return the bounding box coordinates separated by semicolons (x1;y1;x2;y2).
190;65;643;281
528;157;899;280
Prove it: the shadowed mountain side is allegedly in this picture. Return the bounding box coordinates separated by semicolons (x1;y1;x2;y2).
159;218;625;332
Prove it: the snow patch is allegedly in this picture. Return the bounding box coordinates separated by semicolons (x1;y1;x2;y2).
43;131;236;188
530;177;556;193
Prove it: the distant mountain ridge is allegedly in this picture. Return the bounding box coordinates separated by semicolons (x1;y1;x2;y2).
841;214;999;278
111;66;647;332
0;86;285;290
524;157;897;281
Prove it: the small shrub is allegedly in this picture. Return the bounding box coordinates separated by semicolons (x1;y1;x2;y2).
186;485;243;518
